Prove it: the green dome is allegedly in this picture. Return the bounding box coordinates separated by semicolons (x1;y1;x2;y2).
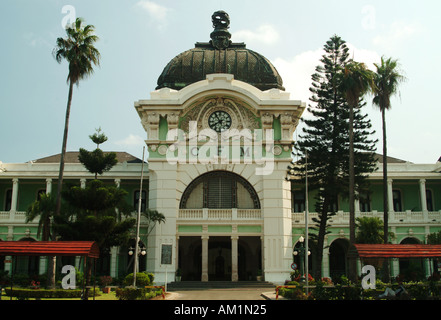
156;11;285;92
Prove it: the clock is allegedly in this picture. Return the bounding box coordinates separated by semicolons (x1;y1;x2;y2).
208;110;232;132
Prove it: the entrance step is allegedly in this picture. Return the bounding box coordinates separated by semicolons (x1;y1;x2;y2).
167;281;275;291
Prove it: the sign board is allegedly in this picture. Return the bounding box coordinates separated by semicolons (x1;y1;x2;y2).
161;244;173;265
291;262;297;270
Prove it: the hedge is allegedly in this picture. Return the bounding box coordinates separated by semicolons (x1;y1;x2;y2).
5;288;101;299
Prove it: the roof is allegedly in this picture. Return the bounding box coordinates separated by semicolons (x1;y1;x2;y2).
354;244;441;258
32;151;143;164
0;241;100;258
156;11;284;92
373;153;408;164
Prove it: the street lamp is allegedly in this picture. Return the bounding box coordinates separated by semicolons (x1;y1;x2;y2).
293;236;310;282
128;245;147;257
129;240;147;287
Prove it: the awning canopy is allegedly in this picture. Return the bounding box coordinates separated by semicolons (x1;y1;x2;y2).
0;241;100;259
354;244;441;259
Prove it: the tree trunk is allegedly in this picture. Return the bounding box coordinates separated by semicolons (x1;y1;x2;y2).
50;79;74;289
348;103;357;282
55;79;74;217
382;108;390;282
315;207;328;280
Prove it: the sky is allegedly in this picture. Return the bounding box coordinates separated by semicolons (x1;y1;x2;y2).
0;0;440;164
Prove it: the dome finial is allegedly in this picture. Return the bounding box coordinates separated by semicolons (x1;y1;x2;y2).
210;10;231;49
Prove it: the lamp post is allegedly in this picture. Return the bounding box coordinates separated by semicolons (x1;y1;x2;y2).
293;236;310;283
129;242;147;286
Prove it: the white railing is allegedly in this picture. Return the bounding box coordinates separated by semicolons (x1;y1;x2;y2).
292;210;441;225
178;208;262;220
0;211;28;222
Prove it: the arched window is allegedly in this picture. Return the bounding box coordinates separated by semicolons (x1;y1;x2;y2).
180;171;260;209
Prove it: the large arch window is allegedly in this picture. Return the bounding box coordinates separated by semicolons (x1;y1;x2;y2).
180;171;260;209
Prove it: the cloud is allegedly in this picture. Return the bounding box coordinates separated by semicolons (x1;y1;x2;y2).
115;134;145;147
135;0;170;29
233;24;280;45
23;32;51;48
273;49;323;104
372;21;423;52
273;44;381;105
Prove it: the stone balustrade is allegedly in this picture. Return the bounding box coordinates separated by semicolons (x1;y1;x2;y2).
291;210;441;226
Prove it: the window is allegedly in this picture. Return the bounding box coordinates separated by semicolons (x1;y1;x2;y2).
393;190;402;212
359;193;371;212
134;190;147;212
4;189;12;211
180;171;260;209
292;190;305;213
426;189;434;211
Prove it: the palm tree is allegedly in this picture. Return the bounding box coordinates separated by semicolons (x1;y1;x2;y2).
53;18;100;217
26;193;56;288
26;193;56;242
142;209;166;239
339;61;375;281
372;56;406;282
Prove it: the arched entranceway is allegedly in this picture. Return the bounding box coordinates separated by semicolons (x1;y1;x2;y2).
120;238;147;275
399;237;425;281
178;171;262;282
329;238;349;280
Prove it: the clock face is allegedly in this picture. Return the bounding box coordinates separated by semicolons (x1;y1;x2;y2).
208;111;232;132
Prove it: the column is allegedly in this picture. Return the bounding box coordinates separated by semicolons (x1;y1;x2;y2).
201;235;209;281
114;179;121;188
39;256;47;275
391;258;399;278
322;238;330;278
231;235;239;282
110;247;118;278
46;178;52;194
175;236;180;277
387;179;394;213
80;178;86;189
419;179;427;211
10;178;19;212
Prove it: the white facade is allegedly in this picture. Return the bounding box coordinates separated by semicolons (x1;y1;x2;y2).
135;74;305;284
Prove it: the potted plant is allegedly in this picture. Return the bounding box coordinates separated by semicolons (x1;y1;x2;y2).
256;269;263;281
175;269;182;282
100;275;113;293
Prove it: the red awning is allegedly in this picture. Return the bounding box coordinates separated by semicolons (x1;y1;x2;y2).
0;241;100;258
354;244;441;259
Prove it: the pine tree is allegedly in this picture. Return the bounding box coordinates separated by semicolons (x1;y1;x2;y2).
54;129;135;299
78;128;118;179
290;35;377;279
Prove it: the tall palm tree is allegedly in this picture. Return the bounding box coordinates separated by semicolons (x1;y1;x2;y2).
339;61;375;281
53;18;100;217
373;56;406;282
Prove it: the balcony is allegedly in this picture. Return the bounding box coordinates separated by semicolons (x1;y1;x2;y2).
292;210;441;226
178;208;262;221
0;211;28;222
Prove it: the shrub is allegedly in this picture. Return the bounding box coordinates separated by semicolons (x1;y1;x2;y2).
115;287;149;300
123;272;151;287
99;275;113;287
